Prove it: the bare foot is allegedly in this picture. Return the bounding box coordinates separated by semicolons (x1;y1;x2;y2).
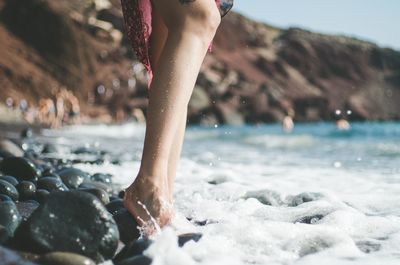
123;175;173;236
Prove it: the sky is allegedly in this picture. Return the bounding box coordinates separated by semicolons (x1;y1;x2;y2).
232;0;400;50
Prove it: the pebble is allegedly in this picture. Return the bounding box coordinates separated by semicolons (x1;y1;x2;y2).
91;173;112;184
16;181;36;201
0;157;39;182
79;188;110;205
16;201;40;221
0;201;22;237
0;175;19;186
0;246;38;265
116;255;152;265
36;177;68;192
35;189;50;203
0;194;13;202
15;191;119;263
114;238;153;263
57;167;90;189
106;199;124;215
0;179;19;201
113;208;140;245
178;233;203;247
0;139;24;157
38;252;96;265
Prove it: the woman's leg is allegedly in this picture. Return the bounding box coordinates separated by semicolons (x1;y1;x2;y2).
148;6;187;202
124;0;221;232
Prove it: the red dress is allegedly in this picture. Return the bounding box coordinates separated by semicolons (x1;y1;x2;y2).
120;0;234;83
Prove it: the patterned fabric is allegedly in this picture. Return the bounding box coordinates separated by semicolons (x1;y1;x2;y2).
120;0;234;84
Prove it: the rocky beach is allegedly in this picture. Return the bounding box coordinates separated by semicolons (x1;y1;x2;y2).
1;0;400;126
0;127;204;265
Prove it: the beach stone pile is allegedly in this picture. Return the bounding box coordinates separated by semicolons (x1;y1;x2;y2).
0;129;202;265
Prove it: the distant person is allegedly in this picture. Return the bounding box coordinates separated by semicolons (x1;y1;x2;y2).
120;0;234;235
335;109;351;130
282;109;295;133
336;119;350;130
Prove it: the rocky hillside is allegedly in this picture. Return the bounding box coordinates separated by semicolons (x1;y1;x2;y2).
0;0;399;125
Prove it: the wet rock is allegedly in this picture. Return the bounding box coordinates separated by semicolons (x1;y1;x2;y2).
41;144;59;154
0;157;39;182
0;225;9;244
73;147;100;155
21;128;33;139
91;173;112;184
244;189;283;206
35;189;50;203
178;233;203;247
80;181;112;194
0;179;19;201
57;168;90;189
15;191;119;262
38;252;96;265
0;139;24;157
294;214;324;224
0;201;22;236
0;194;13;202
288;192;323;207
40;173;62;181
79;188;110;205
16;201;40;221
106;199;124;215
0;246;38;265
36;177;68;192
113;209;140;244
356;241;381;253
116;255;152;265
0;175;19;186
114;238;152;263
16;181;36;201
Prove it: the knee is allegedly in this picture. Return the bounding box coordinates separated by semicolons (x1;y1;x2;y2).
168;4;221;42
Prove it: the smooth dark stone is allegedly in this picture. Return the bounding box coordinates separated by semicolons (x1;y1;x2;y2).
178;233;203;247
288;192;323;207
16;181;36;201
16;201;40;221
0;175;19;186
0;150;13;159
113;209;140;245
36;177;68;192
35;189;50;203
0;201;22;236
38;252;96;265
91;173;112;184
118;190;125;199
57;168;90;189
244;189;283;206
0;225;9;244
0;246;38;265
106;199;124;215
73;147;100;155
356;241;381;253
79;188;110;205
116;255;152;265
0;194;13;202
15;191;119;263
79;181;112;194
0;139;24;157
0;157;39;182
294;214;325;224
40;173;62;181
114;238;152;263
41;144;59;154
20;128;33;139
0;179;19;201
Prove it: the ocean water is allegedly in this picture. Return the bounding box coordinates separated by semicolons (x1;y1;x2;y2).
42;122;400;265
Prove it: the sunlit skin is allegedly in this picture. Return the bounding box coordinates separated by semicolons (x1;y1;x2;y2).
123;0;221;235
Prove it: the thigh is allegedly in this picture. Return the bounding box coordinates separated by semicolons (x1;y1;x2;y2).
151;0;220;29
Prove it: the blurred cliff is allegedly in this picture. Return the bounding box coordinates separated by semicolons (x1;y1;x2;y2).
0;0;399;126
